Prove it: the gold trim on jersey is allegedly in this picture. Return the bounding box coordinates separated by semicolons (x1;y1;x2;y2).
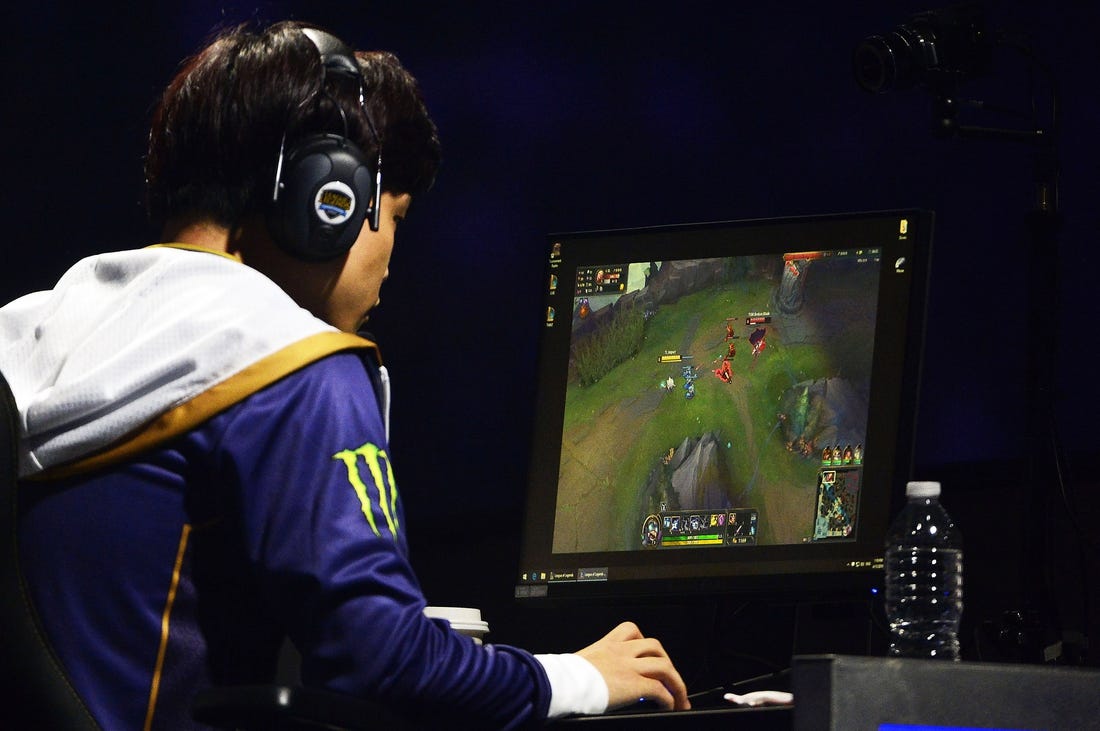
143;523;191;731
35;331;378;480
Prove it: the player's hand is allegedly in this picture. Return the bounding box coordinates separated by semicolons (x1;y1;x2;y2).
575;621;691;712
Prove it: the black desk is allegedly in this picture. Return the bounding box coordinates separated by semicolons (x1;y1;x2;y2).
792;654;1100;731
552;655;1100;730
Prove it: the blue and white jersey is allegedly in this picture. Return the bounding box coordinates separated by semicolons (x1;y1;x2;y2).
5;247;559;730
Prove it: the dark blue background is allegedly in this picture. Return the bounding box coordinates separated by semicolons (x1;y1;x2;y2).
3;1;1097;667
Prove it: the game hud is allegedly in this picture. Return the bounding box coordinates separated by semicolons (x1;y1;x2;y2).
550;248;882;554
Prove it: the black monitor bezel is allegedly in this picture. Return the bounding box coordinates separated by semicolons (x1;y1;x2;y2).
517;209;933;603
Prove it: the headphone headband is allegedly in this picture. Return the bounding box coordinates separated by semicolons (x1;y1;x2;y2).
301;27;360;79
267;27;383;260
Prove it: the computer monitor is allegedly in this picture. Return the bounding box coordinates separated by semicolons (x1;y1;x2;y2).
516;210;932;603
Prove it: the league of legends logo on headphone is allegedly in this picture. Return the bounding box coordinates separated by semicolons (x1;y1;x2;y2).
314;181;356;224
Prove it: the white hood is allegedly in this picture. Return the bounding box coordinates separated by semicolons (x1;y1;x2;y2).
0;246;336;477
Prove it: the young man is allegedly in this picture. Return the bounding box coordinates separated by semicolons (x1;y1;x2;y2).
0;20;688;729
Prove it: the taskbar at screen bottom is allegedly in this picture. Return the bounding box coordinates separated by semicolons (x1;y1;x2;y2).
513;558;884;600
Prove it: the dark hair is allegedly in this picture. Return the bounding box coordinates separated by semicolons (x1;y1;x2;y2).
145;20;441;230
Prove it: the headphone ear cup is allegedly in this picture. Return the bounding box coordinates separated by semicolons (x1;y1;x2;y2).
267;134;375;260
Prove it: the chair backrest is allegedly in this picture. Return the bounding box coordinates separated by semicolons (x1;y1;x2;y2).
0;369;101;729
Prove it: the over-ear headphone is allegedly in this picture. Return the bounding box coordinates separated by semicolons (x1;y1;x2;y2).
267;27;383;261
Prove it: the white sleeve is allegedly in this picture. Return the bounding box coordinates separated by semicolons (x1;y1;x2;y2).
534;653;610;718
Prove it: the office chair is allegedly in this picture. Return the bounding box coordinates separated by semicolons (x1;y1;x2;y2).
0;368;414;730
0;368;102;729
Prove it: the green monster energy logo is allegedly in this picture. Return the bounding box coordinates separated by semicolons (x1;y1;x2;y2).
333;442;400;538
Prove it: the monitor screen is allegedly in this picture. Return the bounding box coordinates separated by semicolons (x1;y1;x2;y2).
516;210;932;602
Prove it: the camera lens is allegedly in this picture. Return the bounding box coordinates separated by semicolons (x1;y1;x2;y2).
854;23;936;93
853;35;897;93
855;6;991;95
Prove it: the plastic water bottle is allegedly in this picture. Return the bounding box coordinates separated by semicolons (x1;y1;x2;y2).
884;481;963;660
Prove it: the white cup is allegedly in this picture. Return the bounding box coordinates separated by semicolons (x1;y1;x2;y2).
423;606;490;645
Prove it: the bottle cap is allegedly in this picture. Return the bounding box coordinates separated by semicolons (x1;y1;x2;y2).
906;481;941;498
